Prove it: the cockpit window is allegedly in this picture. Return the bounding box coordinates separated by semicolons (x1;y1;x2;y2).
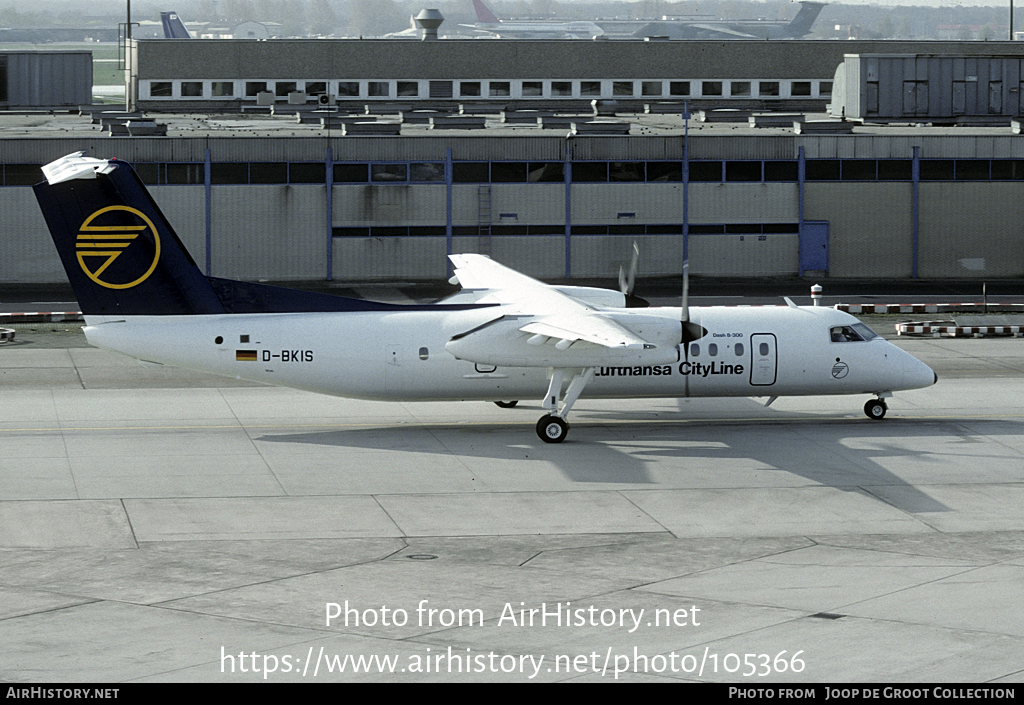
851;322;878;340
830;323;879;342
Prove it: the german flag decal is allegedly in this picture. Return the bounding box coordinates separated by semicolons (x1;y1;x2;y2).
236;350;258;361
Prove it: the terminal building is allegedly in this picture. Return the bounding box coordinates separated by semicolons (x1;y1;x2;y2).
2;38;1024;285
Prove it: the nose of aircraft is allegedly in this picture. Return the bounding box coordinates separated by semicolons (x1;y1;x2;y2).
902;350;937;390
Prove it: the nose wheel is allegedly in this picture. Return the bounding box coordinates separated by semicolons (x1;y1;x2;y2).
864;399;888;420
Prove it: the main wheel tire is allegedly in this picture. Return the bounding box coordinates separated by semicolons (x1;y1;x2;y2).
864;399;887;420
536;414;569;443
494;400;518;408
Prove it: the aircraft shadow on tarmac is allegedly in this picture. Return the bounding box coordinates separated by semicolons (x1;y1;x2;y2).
249;397;1024;515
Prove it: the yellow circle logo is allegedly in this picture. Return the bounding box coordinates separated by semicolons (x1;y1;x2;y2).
75;206;161;290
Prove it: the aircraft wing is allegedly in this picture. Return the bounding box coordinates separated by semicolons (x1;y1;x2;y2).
688;23;758;38
449;253;648;349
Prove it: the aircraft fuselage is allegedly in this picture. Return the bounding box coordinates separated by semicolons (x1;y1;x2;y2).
83;304;935;404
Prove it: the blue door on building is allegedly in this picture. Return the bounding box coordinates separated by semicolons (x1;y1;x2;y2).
799;221;829;275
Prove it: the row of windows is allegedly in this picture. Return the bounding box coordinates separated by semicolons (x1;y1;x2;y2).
142;78;834;101
330;224;798;237
6;159;1024;187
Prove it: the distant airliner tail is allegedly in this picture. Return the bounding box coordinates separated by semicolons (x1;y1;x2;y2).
472;0;501;24
160;11;193;39
787;1;825;37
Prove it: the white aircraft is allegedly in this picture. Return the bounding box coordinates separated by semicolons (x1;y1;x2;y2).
463;0;604;39
34;152;936;443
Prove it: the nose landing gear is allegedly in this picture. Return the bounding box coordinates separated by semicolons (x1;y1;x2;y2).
864;398;888;420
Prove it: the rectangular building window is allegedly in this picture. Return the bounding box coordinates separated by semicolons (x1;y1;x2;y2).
609;162;644;181
819;81;833;97
613;81;633;97
150;82;172;97
647;162;682;181
669;81;690;96
529;162;564;182
841;160;876;181
805;160;840;180
411;163;445;182
368;82;389;97
522;81;542;97
791;81;812;96
690;161;723;182
211;163;249;184
920;160;954;181
491;162;528;182
371;164;408;182
730;82;751;97
573;162;608;182
955;160;990;181
580;81;601;96
250;162;288;184
305;81;326;95
289;163;325;183
453;162;488;182
274;81;297;96
759;81;780;97
701;81;723;97
878;160;912;181
764;161;798;182
3;164;43;186
725;161;761;182
396;81;418;97
165;163;204;184
459;81;481;97
212;81;234;97
489;81;511;97
334;163;368;182
245;81;267;97
133;163;160;184
991;160;1024;180
641;81;662;97
551;81;572;96
338;82;360;97
181;81;203;97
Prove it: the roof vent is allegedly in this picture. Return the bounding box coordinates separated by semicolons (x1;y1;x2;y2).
415;9;444;40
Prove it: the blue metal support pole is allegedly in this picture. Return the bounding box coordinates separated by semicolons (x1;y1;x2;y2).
446;147;453;266
912;146;920;279
797;145;805;228
564;135;572;279
204;147;211;276
325;145;333;281
682;103;690;263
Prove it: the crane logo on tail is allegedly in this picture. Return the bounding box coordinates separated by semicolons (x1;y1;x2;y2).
76;206;161;289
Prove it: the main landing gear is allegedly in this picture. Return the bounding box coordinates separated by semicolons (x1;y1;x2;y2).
535;367;595;443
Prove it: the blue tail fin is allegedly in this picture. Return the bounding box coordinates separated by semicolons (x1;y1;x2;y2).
33;153;224;316
34;153;495;317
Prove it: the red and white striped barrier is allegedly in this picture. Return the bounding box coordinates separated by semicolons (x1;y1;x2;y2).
895;321;1024;337
838;303;1024;314
0;311;83;323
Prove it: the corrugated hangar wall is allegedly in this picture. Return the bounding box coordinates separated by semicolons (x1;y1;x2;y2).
4;134;1024;283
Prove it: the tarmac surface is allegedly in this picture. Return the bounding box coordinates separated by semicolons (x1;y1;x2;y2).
1;323;1023;683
